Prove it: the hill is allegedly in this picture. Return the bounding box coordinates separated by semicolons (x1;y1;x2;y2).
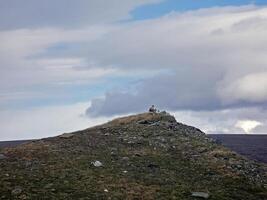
0;112;266;199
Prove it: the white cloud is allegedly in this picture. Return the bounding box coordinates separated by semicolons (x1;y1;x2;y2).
235;120;262;133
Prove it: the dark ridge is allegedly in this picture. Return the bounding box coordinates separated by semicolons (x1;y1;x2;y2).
0;140;32;148
209;134;267;164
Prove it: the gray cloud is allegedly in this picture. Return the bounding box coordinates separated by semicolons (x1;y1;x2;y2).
89;71;220;117
85;6;267;117
0;0;161;30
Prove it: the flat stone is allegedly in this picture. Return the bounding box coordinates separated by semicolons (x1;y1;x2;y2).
191;192;209;199
59;133;74;138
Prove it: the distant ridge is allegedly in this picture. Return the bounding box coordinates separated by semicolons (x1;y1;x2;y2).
209;134;267;164
0;140;32;148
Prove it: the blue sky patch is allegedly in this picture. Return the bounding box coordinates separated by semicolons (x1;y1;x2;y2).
132;0;267;20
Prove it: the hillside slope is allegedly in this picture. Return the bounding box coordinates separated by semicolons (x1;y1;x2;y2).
0;112;266;200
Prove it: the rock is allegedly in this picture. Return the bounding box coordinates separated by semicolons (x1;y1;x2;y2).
104;189;109;192
12;186;23;195
191;192;209;199
91;161;103;167
59;133;74;138
149;122;161;126
0;154;7;160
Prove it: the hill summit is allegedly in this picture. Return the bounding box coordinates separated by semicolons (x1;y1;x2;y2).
0;112;266;199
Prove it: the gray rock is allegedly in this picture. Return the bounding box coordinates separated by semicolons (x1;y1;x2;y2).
91;161;103;167
191;192;209;199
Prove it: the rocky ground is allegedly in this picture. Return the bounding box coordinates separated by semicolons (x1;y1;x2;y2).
0;112;266;199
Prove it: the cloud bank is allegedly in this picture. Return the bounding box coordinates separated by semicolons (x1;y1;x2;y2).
85;5;267;118
0;0;162;29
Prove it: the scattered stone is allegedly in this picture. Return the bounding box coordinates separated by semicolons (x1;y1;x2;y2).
59;133;74;138
104;189;109;192
123;170;128;173
191;192;209;199
91;161;103;167
11;186;23;195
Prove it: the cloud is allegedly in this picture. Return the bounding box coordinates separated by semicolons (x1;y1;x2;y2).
0;102;115;141
235;120;262;133
173;107;267;134
218;72;267;104
0;0;162;30
0;27;119;107
1;4;267;137
86;73;220;117
85;5;267;117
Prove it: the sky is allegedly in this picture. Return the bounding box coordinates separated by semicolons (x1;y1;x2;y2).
0;0;267;141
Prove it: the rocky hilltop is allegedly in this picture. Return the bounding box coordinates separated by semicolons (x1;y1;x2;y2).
0;112;266;199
